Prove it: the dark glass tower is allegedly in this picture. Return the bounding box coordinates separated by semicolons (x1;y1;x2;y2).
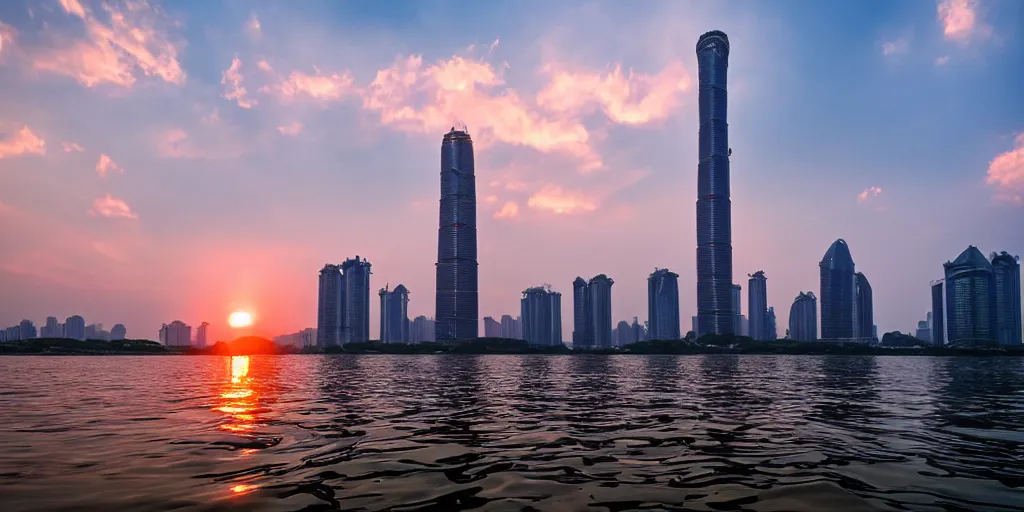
944;246;996;343
647;268;681;340
695;30;734;336
747;270;768;340
435;128;479;341
820;239;856;339
855;272;874;339
991;252;1022;346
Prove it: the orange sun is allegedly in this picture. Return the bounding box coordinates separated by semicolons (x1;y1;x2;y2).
228;311;253;328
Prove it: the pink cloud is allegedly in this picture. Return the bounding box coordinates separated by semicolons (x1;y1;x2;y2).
262;69;356;101
256;59;273;73
0;125;46;159
535;61;691;125
89;194;137;219
246;13;261;37
156;127;244;160
857;186;883;202
937;0;989;43
527;184;598;214
221;57;256;109
95;153;123;177
987;133;1024;205
62;141;84;152
362;54;600;170
34;0;185;87
494;201;520;219
881;37;909;56
277;122;303;136
0;21;16;57
484;195;499;203
935;55;950;66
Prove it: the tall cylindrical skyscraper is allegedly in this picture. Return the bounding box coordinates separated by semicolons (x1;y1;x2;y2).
695;30;734;336
435;127;479;341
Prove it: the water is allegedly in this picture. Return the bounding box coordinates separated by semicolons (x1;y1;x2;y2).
1;355;1022;511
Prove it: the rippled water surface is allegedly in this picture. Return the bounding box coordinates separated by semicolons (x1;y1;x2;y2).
1;355;1023;511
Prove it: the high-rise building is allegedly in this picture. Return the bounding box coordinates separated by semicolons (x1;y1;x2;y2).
195;322;208;347
341;256;372;343
435;127;479;342
483;316;501;338
111;324;127;341
647;268;681;340
160;321;191;346
589;275;614;348
915;320;931;343
820;239;856;339
944;246;997;343
379;284;410;343
747;270;768;340
410;316;435;343
499;314;521;340
731;284;744;336
273;328;317;348
788;291;817;341
572;277;593;348
520;285;562;346
317;264;343;346
19;319;37;340
631;317;647;343
615;321;632;346
41;316;61;338
991;252;1021;345
766;307;777;340
931;280;945;346
64;315;85;341
855;272;874;340
4;326;19;341
695;30;734;337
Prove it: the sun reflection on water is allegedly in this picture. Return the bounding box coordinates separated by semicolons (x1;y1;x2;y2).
215;356;257;434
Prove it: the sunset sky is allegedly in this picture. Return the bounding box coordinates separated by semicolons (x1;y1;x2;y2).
1;0;1022;343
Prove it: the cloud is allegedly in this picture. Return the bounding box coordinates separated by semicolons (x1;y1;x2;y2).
0;125;46;159
987;133;1024;205
221;57;256;108
89;194;137;218
34;0;185;88
535;61;691;125
246;13;261;37
527;184;598;214
277;122;303;136
494;201;520;219
262;69;357;101
156;127;243;159
857;186;883;202
935;55;950;66
881;37;910;57
0;21;16;57
95;153;123;176
937;0;989;43
484;195;499;203
62;141;84;152
256;59;273;73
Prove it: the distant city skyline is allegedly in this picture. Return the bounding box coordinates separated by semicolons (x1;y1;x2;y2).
2;1;1023;343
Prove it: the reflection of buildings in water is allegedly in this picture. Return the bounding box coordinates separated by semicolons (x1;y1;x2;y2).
810;355;880;429
566;355;618;411
933;358;1024;431
641;355;681;394
513;355;555;415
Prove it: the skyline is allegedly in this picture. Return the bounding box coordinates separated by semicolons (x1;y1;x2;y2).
2;0;1024;343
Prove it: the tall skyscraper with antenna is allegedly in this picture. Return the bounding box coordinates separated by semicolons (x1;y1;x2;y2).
435;127;479;341
695;30;734;336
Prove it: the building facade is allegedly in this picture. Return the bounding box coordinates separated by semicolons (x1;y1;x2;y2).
435;127;479;342
499;314;522;339
695;30;735;337
379;284;410;343
931;280;945;346
944;246;997;343
316;264;343;347
19;319;37;340
410;316;435;343
572;277;593;348
820;239;856;339
748;270;768;340
616;321;632;346
520;285;562;346
788;291;817;341
340;256;372;343
589;275;615;348
855;272;874;340
111;323;127;341
647;268;681;340
160;321;191;347
766;307;777;340
64;315;85;341
483;316;501;338
991;252;1021;345
41;316;62;338
195;322;208;347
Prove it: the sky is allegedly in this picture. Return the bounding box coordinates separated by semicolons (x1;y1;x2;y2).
1;0;1022;343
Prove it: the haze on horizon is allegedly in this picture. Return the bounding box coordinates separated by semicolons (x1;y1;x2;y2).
1;0;1022;343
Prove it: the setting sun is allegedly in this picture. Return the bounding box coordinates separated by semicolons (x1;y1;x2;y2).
228;311;253;328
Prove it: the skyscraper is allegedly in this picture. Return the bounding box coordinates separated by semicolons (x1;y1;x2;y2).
160;321;191;346
340;256;372;343
731;284;744;336
695;30;734;337
647;268;681;340
520;285;562;346
631;317;647;343
747;270;768;340
766;307;777;340
410;316;435;343
820;239;856;339
435;127;479;342
316;264;343;346
931;280;945;346
41;316;61;338
483;316;501;338
572;277;593;348
111;323;126;341
19;319;37;339
788;291;817;341
379;284;410;343
195;322;208;347
855;272;874;340
944;246;997;343
64;315;85;341
589;274;615;348
499;314;521;340
991;252;1021;345
616;321;632;346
